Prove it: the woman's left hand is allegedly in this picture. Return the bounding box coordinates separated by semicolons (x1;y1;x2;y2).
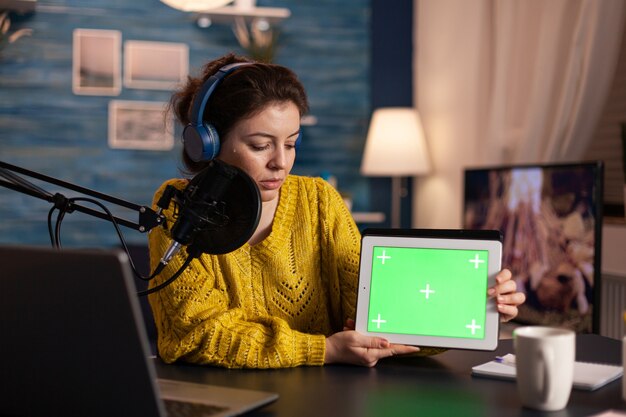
488;268;526;322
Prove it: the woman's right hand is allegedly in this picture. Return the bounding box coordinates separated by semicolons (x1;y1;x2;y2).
324;330;420;367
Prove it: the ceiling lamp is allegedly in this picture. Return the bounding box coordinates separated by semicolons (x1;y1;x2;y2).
160;0;234;12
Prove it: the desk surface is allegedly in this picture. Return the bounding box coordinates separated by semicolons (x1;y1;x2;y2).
155;334;624;417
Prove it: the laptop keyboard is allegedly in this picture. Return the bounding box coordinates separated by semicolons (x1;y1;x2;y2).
164;399;230;417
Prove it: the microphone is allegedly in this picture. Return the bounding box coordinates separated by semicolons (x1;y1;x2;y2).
160;159;261;265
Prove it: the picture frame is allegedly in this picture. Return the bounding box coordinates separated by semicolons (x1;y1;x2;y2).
108;100;174;151
124;40;189;90
72;29;122;96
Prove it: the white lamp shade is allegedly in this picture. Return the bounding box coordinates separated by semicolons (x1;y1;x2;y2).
160;0;233;11
361;107;431;176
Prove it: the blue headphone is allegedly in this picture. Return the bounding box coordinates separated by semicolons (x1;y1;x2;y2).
182;62;302;163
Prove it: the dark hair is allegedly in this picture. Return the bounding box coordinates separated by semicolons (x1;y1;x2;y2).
170;53;309;174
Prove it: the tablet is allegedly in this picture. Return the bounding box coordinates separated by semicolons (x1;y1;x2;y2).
355;229;502;351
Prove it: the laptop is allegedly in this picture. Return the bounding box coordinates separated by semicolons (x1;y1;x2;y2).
0;245;278;417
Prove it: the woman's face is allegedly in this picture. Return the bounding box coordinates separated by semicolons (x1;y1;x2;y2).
217;101;301;203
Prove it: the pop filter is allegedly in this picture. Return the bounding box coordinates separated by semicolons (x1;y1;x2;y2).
177;160;261;256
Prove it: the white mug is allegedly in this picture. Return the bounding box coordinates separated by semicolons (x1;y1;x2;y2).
513;326;575;411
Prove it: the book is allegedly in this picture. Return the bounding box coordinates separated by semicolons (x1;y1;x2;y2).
471;353;623;391
587;411;626;417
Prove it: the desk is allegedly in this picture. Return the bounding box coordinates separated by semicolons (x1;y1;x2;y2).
155;334;624;417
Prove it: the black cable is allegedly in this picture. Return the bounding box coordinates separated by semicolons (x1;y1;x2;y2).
51;195;187;295
48;192;75;248
1;163;185;295
69;196;147;278
137;255;194;297
47;206;57;248
54;208;66;249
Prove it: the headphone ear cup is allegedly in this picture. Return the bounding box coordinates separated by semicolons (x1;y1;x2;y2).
182;63;253;163
202;123;220;160
182;122;221;162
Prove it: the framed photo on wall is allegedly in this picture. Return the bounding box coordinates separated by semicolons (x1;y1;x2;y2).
108;100;174;151
72;29;122;96
123;40;189;90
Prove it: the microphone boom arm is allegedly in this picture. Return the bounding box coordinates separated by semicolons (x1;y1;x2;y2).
0;159;262;296
0;160;165;233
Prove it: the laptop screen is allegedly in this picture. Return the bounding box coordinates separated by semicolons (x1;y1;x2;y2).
0;246;164;417
0;245;279;417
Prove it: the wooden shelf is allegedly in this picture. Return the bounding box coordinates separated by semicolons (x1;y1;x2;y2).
0;0;36;14
195;5;290;24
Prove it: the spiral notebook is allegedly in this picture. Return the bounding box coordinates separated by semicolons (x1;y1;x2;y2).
471;353;622;391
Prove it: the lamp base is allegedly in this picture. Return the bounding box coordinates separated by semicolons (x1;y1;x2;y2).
391;176;401;228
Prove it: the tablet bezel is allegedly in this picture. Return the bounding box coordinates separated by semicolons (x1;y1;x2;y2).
355;229;502;351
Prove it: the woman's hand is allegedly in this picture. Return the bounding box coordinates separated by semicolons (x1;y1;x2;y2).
324;330;420;367
488;268;526;322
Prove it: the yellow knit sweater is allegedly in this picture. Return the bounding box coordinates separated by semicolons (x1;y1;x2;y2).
148;175;361;368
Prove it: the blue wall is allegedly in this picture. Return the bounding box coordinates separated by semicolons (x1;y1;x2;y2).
0;0;373;248
370;0;414;227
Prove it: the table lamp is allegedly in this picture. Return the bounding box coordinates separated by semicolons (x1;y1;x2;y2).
360;107;431;228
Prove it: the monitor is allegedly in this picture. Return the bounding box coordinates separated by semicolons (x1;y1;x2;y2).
463;161;603;333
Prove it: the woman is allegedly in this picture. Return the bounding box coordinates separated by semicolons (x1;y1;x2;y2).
148;53;525;369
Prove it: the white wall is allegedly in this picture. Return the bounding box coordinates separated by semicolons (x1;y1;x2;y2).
603;223;626;277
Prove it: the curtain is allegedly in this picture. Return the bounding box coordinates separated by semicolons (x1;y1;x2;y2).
413;0;625;228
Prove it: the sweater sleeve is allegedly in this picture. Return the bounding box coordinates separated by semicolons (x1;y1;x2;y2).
317;179;447;357
147;179;326;369
317;178;361;326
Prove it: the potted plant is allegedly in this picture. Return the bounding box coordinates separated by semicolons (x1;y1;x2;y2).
233;17;279;63
0;11;32;58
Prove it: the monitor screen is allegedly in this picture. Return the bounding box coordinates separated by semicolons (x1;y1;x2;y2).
463;161;603;333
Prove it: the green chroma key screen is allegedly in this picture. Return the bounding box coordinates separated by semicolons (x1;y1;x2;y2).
367;246;489;339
